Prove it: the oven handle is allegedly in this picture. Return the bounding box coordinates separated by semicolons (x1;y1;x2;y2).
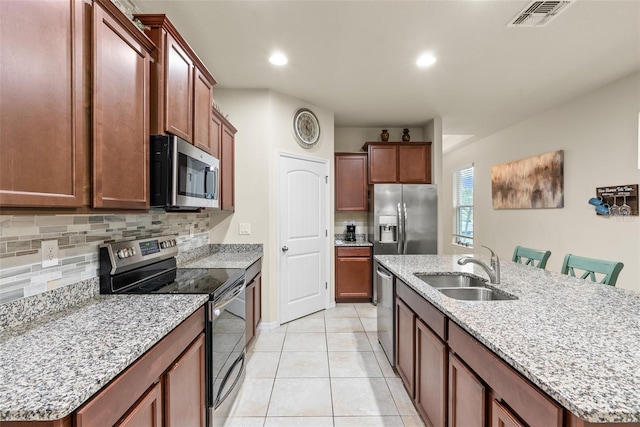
209;281;245;320
214;353;245;408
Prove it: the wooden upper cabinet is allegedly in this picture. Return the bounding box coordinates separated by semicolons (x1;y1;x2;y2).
220;119;236;212
193;69;214;154
0;0;84;207
209;109;222;159
135;14;217;145
335;153;368;211
92;0;154;210
363;142;432;184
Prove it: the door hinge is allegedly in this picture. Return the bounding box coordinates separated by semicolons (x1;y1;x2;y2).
325;230;328;237
325;282;328;289
325;176;328;184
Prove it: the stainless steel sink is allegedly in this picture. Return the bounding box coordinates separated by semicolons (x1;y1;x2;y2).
438;287;517;301
414;273;486;288
414;273;517;301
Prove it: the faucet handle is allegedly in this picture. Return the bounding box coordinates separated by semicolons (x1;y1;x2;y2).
481;245;499;262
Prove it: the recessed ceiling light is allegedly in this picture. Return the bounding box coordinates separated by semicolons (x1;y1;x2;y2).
416;53;437;68
269;52;288;66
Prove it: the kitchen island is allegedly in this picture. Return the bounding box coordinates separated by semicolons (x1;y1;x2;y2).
375;254;640;425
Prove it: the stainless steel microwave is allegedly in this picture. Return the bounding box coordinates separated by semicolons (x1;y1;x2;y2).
150;134;219;210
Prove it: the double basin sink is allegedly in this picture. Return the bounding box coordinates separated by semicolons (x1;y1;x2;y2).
414;273;518;301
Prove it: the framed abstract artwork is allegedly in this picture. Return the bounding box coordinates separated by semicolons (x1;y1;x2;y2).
491;150;564;209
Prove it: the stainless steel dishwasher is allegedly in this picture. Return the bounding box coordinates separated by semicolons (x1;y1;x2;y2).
375;261;395;366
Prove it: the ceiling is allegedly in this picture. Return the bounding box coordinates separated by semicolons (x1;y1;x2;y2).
133;0;640;149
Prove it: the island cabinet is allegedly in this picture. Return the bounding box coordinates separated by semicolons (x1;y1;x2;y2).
335;153;368;211
335;247;372;302
0;0;85;208
134;14;217;146
245;259;263;347
362;142;432;184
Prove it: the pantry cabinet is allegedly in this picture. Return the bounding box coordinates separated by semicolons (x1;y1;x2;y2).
0;0;85;208
335;153;368;211
134;14;217;146
335;247;372;302
92;0;154;210
363;142;432;184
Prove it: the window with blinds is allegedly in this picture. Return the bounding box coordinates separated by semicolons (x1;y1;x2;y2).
453;165;474;247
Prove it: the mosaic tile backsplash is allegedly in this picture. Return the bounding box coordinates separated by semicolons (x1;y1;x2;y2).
0;212;213;304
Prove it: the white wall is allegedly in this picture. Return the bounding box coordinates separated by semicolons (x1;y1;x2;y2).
212;89;335;324
443;71;640;292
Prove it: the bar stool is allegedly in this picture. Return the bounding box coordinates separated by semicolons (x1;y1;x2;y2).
512;246;551;269
560;254;623;286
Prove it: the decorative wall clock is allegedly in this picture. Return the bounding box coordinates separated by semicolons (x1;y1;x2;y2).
293;108;320;148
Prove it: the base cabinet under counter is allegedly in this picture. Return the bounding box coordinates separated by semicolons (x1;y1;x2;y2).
335;246;372;302
392;279;636;427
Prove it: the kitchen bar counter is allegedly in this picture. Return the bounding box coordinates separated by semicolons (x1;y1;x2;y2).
375;254;640;423
0;279;208;421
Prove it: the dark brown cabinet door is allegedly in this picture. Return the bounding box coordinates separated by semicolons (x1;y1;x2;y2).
396;297;416;396
335;247;372;301
0;0;84;207
210;109;223;159
368;145;397;183
246;279;256;347
449;354;486;427
165;334;206;427
193;68;214;154
220;123;236;211
165;32;193;142
398;145;430;183
491;399;524;427
415;320;447;427
92;0;151;209
253;273;262;333
335;153;368;211
116;382;163;427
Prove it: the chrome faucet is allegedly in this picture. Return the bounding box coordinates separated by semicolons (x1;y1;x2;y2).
457;245;501;284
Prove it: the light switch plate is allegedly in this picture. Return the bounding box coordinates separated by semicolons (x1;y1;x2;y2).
41;240;59;268
239;223;251;235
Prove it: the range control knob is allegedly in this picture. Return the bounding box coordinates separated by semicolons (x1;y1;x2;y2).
117;249;125;259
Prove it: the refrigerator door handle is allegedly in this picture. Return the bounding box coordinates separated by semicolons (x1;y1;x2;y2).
397;203;403;253
403;203;408;254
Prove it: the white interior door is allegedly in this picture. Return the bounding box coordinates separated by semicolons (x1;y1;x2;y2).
278;153;328;324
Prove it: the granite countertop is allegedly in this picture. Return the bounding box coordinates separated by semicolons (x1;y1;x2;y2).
0;286;209;421
179;244;263;269
334;234;373;247
375;254;640;424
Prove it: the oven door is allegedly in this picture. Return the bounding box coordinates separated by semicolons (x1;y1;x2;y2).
208;283;246;427
173;136;219;209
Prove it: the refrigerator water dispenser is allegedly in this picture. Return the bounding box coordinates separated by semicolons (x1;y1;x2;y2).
378;216;397;243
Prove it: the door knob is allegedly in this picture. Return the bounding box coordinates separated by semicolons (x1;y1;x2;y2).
282;246;289;252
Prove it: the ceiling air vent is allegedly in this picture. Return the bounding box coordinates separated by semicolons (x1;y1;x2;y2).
508;1;573;27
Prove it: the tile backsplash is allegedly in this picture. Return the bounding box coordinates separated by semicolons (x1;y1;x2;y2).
0;211;213;304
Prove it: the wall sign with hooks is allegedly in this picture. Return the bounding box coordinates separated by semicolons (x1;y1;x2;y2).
591;184;638;216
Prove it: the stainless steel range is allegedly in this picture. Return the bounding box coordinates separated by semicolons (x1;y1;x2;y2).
99;235;246;427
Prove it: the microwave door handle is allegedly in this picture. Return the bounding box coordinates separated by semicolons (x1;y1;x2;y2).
213;166;219;201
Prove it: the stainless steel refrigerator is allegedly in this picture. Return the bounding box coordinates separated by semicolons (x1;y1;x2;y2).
371;184;437;366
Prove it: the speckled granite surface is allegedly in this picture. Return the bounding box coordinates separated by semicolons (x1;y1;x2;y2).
334;234;373;247
0;292;209;421
178;243;263;268
375;254;640;423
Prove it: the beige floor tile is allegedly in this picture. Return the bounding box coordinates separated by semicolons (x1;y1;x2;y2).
231;378;274;416
324;304;358;318
326;317;365;333
354;303;377;318
246;351;281;379
277;351;329;378
220;416;265;427
267;378;333;416
334;416;405;426
361;317;377;332
366;331;384;352
264;417;334;427
331;377;399;416
329;351;383;378
327;332;373;352
283;332;327;352
386;377;419;416
374;350;398;378
286;317;326;333
260;323;289;333
251;332;285;352
402;415;427;427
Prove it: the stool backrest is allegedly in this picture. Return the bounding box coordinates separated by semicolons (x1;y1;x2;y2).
560;254;623;286
512;246;551;269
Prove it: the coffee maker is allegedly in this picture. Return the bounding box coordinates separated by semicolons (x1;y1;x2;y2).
345;224;356;241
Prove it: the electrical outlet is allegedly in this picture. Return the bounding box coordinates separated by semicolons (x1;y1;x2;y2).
41;240;59;268
239;223;251;235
